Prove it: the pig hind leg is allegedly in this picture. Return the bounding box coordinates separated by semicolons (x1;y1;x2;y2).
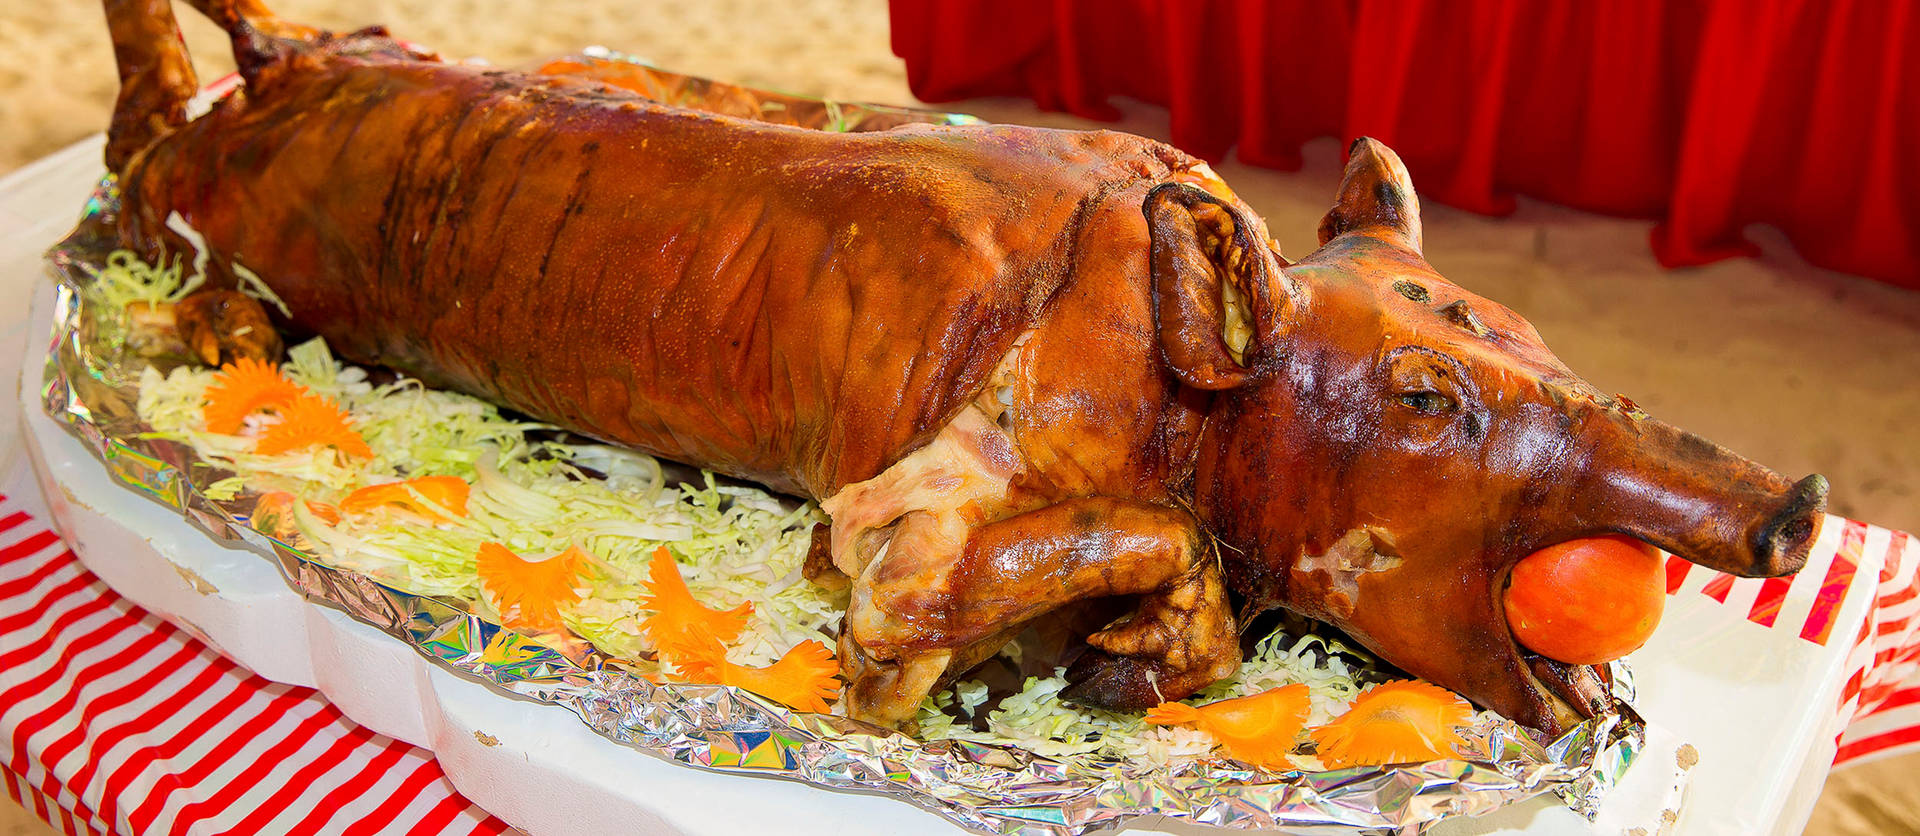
106;0;318;366
103;0;202;173
103;0;322;173
840;497;1241;726
179;0;321;40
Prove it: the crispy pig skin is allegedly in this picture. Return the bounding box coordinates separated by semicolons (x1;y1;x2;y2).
118;39;1193;499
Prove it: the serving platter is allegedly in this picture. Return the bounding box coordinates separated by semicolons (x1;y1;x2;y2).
28;255;1741;836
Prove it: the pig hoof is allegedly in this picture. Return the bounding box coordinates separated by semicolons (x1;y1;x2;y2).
176;289;283;366
1060;650;1181;711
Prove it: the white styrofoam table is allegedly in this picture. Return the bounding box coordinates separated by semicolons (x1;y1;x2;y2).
3;138;1871;835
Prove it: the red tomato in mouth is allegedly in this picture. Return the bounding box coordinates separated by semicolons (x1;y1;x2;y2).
1503;536;1665;665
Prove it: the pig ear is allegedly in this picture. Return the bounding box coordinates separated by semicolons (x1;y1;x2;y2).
1317;137;1423;253
1145;183;1293;390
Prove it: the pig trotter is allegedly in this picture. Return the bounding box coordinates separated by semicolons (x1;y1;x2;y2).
840;497;1241;726
174;289;283;366
1062;557;1239;710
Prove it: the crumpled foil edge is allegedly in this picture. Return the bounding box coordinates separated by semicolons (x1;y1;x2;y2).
40;123;1648;836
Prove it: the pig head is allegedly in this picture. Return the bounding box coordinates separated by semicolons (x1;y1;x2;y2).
1154;139;1828;735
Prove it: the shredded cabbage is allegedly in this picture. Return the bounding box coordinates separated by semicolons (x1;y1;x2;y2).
918;631;1370;767
87;249;199;310
85;217;212;333
231;261;292;317
136;330;840;668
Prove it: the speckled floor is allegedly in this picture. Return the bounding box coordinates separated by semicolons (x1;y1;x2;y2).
2;1;1915;834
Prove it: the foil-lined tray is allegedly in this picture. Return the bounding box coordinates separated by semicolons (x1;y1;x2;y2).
39;59;1648;836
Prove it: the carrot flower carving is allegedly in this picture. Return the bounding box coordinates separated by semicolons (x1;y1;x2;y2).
636;546;752;653
670;634;842;714
638;547;836;711
341;475;470;521
476;542;589;635
1143;684;1311;768
249;491;340;543
203;358;307;434
254;393;372;459
1309;680;1473;768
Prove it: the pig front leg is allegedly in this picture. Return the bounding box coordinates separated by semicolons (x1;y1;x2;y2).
839;496;1241;727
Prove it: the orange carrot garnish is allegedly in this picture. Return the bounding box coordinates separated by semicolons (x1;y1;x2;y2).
636;546;752;653
476;542;589;635
1143;684;1311;768
254;393;372;459
341;476;470;521
1308;680;1473;768
250;491;340;541
670;634;842;713
203;358;308;434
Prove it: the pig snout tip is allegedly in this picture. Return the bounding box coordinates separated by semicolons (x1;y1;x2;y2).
1750;474;1829;577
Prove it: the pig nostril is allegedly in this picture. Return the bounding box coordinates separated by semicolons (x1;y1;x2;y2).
1777;517;1813;548
1755;474;1829;574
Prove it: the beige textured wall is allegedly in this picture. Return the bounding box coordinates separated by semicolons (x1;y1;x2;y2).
0;0;906;173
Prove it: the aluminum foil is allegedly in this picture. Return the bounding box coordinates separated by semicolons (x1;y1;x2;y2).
38;62;1648;836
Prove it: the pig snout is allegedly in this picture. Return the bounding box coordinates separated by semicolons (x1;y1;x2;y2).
1753;473;1829;574
1566;410;1827;579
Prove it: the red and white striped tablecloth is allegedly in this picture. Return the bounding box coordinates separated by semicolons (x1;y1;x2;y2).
1833;526;1920;764
6;474;1920;835
1662;519;1919;766
0;493;515;835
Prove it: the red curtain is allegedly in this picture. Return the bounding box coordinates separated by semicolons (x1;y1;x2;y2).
889;0;1920;289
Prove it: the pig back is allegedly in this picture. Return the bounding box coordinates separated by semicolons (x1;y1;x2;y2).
116;56;1193;497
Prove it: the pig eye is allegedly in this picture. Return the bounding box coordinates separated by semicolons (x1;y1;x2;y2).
1396;391;1456;415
